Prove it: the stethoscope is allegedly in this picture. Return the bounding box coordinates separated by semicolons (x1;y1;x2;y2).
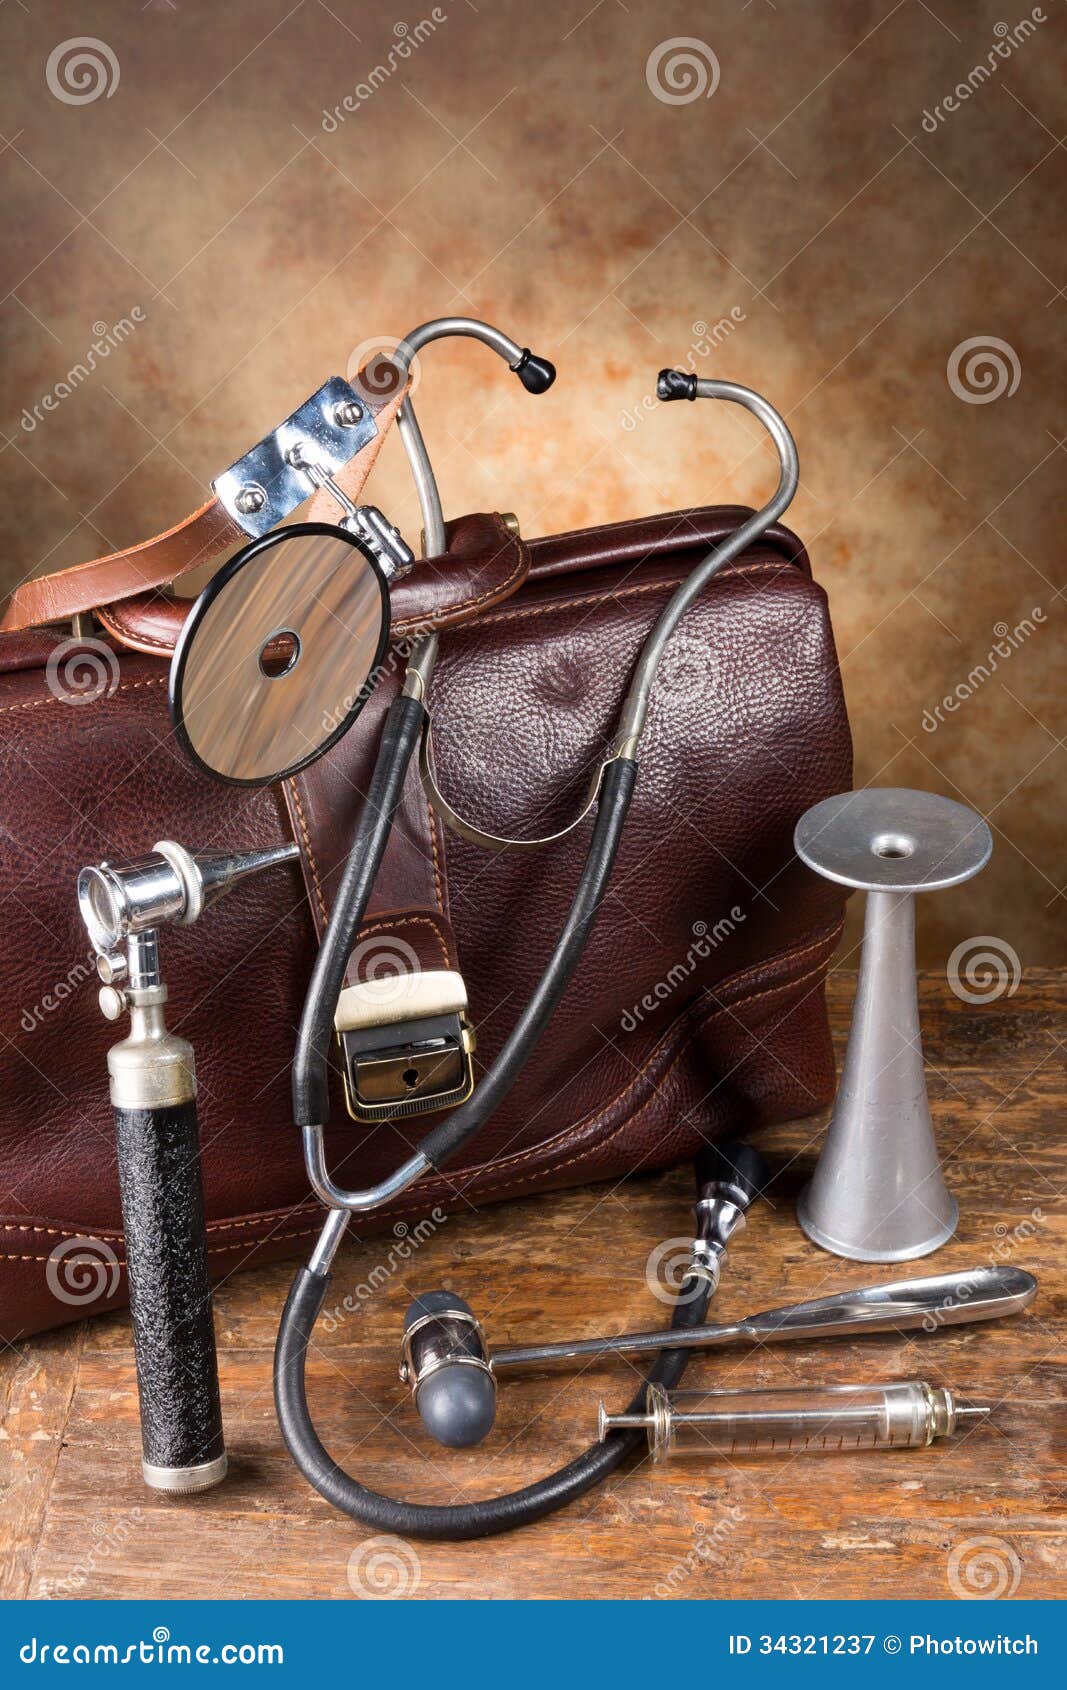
264;317;803;1540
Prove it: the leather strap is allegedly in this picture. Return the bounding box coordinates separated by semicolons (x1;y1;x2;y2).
0;370;410;634
96;514;530;656
282;672;457;992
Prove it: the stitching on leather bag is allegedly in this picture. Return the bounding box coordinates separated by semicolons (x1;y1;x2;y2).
0;929;841;1261
356;913;451;970
469;561;798;631
0;673;168;715
0;1223;324;1265
535;506;741;550
391;526;530;636
426;799;445;914
98;526;531;652
97;606;174;651
285;776;329;929
461;926;841;1185
287;768;450;962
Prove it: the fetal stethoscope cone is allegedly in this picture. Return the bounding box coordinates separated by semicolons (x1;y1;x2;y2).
797;887;958;1262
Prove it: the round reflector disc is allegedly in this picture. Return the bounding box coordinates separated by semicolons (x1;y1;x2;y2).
169;522;390;785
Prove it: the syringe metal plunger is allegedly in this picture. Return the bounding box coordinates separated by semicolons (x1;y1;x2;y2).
599;1380;990;1463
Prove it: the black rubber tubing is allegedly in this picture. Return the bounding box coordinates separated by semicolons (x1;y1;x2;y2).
292;691;426;1127
275;1268;709;1541
279;735;699;1535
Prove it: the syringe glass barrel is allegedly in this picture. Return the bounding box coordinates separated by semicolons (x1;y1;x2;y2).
599;1380;987;1463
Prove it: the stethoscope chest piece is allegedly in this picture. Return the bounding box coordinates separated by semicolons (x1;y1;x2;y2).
400;1291;497;1449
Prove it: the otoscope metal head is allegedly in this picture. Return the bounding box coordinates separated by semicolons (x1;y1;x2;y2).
401;1291;497;1449
511;348;557;394
77;840;300;955
657;368;698;402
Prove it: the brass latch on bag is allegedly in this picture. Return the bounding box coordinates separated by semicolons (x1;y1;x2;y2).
334;969;476;1123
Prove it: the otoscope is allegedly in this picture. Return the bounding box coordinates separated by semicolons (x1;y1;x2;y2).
77;840;298;1492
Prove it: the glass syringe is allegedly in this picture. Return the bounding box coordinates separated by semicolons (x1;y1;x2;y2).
598;1380;989;1463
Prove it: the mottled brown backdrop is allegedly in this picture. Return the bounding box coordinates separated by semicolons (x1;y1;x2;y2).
1;0;1063;966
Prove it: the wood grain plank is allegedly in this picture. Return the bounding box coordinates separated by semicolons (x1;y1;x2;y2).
7;972;1066;1600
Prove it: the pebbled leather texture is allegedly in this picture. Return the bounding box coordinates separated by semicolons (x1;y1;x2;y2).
0;505;851;1339
115;1100;224;1470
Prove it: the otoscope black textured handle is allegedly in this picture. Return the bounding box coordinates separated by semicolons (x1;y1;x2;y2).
114;1100;225;1474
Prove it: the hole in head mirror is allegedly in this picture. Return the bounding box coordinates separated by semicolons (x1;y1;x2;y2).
259;628;301;680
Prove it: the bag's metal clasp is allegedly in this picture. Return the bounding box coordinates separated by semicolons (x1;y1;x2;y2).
334;968;476;1123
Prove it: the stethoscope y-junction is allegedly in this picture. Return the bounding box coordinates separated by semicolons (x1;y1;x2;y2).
76;318;1038;1534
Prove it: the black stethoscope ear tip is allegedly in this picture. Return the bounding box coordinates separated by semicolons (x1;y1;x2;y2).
657;368;698;402
513;348;557;394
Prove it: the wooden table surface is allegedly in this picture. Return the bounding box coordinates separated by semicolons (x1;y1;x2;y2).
2;971;1064;1602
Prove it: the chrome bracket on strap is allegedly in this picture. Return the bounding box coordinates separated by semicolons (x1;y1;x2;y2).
419;719;612;853
334;969;476;1123
213;377;379;538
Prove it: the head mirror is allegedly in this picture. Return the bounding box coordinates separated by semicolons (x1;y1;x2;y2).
169;522;390;786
